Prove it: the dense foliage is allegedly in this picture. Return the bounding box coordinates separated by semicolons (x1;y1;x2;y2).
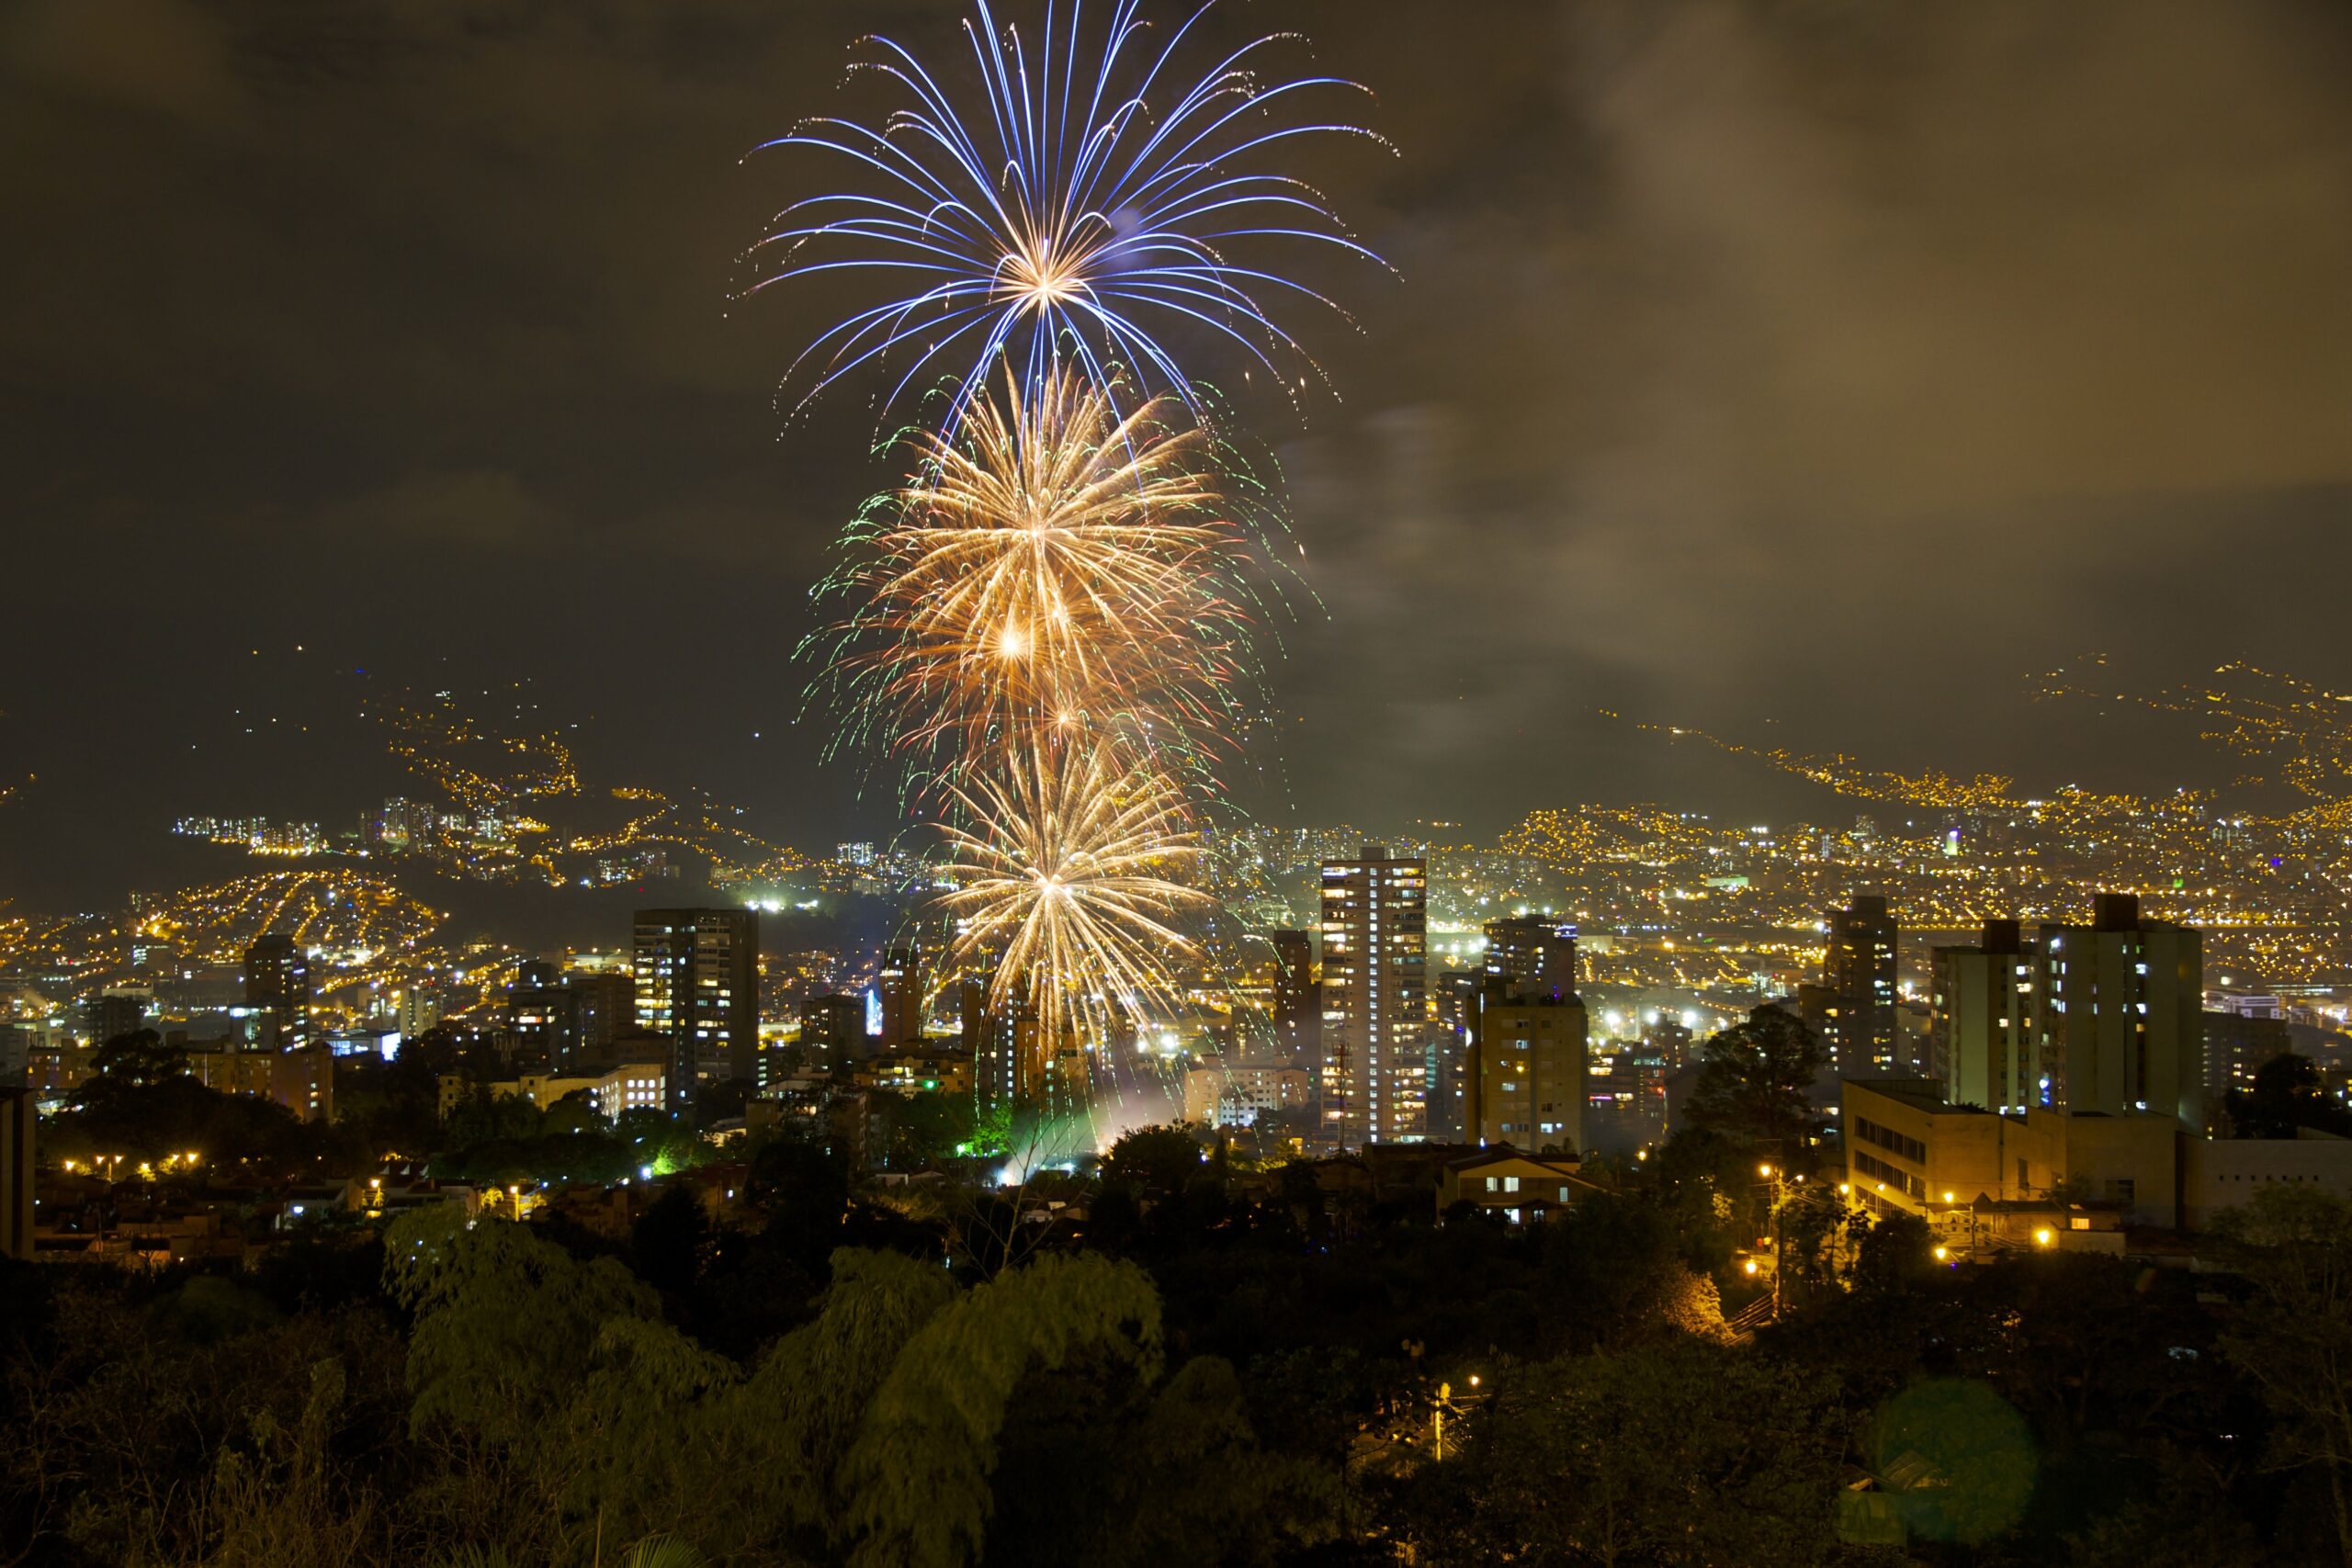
6;1128;2351;1566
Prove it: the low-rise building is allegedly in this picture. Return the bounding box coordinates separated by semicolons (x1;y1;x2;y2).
184;1041;336;1122
1437;1146;1611;1224
854;1050;973;1096
1182;1061;1312;1127
1844;1079;2004;1217
2181;1131;2352;1229
1842;1078;2179;1228
436;1060;667;1122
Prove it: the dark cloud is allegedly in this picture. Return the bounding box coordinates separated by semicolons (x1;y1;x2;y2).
3;0;2349;901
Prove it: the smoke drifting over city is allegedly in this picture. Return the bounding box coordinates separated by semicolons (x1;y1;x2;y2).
6;0;2348;893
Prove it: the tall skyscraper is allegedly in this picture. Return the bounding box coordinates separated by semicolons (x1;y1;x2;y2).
633;908;759;1102
1822;895;1898;1075
1268;929;1320;1071
2035;893;2203;1125
1482;916;1577;1000
1932;919;2038;1111
1464;977;1589;1153
875;944;924;1048
242;933;311;1033
1319;845;1428;1147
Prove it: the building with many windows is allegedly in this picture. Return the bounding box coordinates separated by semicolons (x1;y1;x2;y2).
1822;895;1898;1074
1319;846;1428;1147
243;933;313;1034
1932;919;2038;1111
632;908;758;1103
437;1060;668;1122
874;945;924;1049
1182;1061;1313;1127
1465;977;1589;1154
2034;893;2203;1126
1482;916;1577;1000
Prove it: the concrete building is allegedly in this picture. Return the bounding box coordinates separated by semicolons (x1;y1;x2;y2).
633;908;759;1101
1822;895;1899;1075
1932;919;2039;1112
242;934;312;1033
1268;928;1320;1074
2005;1105;2178;1222
2034;893;2203;1127
874;945;924;1049
1182;1061;1312;1127
855;1050;972;1096
507;960;573;1063
2203;1007;2291;1116
1318;845;1429;1147
1585;1044;1671;1156
1465;978;1589;1154
970;979;1040;1117
1482;916;1577;1000
2182;1133;2352;1229
571;973;634;1059
1842;1078;2182;1231
800;993;865;1073
182;1040;336;1122
437;1059;668;1122
84;992;147;1048
1844;1079;2005;1218
1437;1147;1610;1224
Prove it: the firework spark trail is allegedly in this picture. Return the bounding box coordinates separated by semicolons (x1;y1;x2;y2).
937;733;1211;1072
744;0;1387;430
758;1;1383;1116
810;367;1264;786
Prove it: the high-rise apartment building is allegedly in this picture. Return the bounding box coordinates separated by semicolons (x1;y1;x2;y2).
875;945;924;1048
1465;977;1589;1153
84;992;147;1047
1268;929;1320;1071
506;959;570;1059
2034;893;2203;1125
1483;916;1577;1000
243;934;311;1033
975;979;1041;1118
633;908;759;1102
1822;895;1898;1075
509;962;639;1073
1319;845;1428;1147
379;796;437;852
571;973;634;1060
1932;919;2038;1112
799;993;866;1074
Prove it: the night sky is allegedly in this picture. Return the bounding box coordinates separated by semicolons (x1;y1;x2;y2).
6;0;2352;906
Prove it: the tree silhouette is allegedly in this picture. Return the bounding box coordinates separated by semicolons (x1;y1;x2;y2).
1685;1006;1828;1148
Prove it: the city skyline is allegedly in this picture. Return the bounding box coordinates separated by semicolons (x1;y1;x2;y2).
11;6;2352;1564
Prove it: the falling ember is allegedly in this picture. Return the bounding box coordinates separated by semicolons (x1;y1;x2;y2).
812;367;1255;776
938;735;1211;1066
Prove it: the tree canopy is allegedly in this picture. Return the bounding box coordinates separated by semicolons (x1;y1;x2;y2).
1684;1005;1828;1148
